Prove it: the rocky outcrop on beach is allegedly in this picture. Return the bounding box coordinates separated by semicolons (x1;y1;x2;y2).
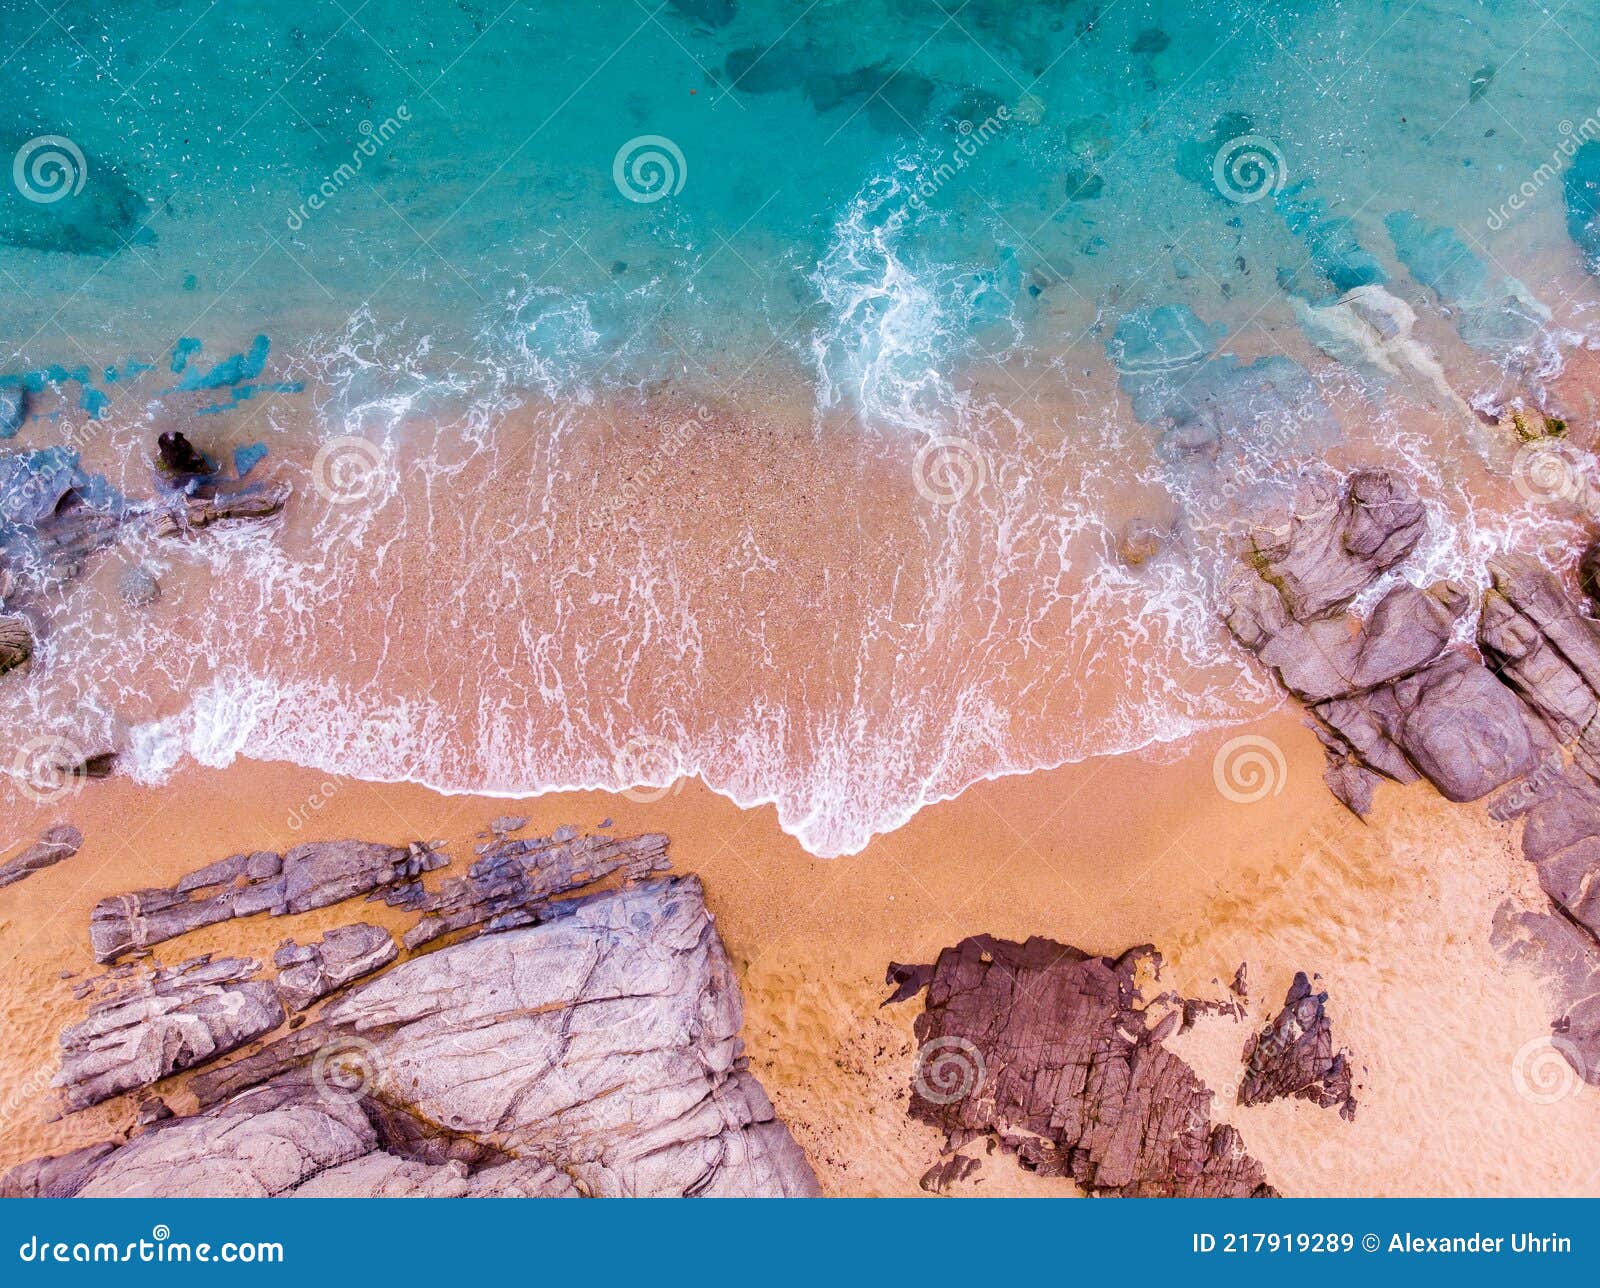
885;935;1276;1197
1223;468;1600;1083
272;924;397;1012
0;823;81;890
1239;973;1357;1120
1224;470;1547;813
9;824;820;1198
89;840;447;962
389;825;670;948
55;954;284;1110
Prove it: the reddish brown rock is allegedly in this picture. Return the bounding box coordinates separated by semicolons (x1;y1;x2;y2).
1239;972;1357;1120
887;935;1275;1197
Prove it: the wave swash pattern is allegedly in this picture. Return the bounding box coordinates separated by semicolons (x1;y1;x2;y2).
4;0;1600;854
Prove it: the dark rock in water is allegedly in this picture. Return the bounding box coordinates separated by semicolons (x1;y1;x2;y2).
886;935;1276;1197
1385;210;1548;356
54;954;284;1110
1239;972;1358;1120
1469;62;1495;102
1116;517;1166;567
668;0;735;26
867;69;936;133
1110;305;1332;455
0;143;150;256
273;923;397;1011
0;613;32;674
1131;27;1170;54
1275;178;1389;295
1565;142;1600;275
0;823;81;889
944;86;1009;132
15;859;819;1197
155;430;215;480
0;386;25;438
89;840;448;963
1064;165;1103;200
116;564;160;608
724;43;806;94
1175;112;1256;190
0;448;124;584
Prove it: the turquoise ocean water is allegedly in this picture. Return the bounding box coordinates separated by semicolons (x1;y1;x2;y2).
6;0;1600;853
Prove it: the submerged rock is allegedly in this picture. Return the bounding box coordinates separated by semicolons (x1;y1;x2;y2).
116;565;159;608
887;935;1276;1197
0;386;25;438
668;0;735;25
0;143;150;256
1565;141;1600;275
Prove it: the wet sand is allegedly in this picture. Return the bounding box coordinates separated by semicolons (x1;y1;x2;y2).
2;706;1595;1197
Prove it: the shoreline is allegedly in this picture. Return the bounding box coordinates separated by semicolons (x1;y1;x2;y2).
4;705;1595;1196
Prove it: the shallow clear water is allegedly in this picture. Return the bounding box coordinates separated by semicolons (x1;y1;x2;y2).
5;0;1600;853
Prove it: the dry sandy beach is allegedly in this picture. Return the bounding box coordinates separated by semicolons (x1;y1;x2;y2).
3;705;1595;1196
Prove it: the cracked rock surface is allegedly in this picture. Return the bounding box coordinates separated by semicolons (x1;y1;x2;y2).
9;827;819;1199
887;934;1276;1197
1239;973;1358;1120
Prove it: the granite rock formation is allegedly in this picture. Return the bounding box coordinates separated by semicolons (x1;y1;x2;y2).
10;825;819;1199
273;924;397;1012
1224;469;1600;1084
54;955;284;1110
1224;471;1548;813
89;840;447;962
0;823;82;889
1238;973;1358;1120
886;935;1275;1197
388;825;670;948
